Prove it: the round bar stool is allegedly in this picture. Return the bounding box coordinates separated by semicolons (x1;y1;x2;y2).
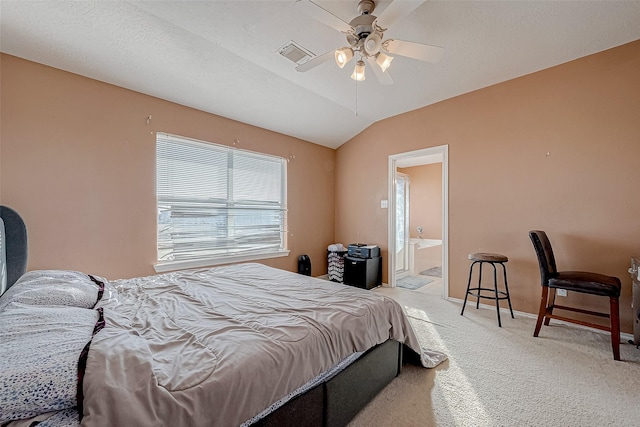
461;252;514;327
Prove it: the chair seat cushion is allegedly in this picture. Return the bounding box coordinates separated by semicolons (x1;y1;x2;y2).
549;271;621;297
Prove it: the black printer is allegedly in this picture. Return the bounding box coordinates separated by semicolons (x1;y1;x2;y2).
347;243;380;259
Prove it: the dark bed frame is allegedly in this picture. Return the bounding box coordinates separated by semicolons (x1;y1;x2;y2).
0;205;409;427
257;340;408;427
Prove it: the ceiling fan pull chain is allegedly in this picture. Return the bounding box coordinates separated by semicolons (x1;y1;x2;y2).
355;69;359;117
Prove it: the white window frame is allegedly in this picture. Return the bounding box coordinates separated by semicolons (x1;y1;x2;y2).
154;133;289;273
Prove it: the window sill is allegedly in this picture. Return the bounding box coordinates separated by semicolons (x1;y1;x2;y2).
153;250;290;274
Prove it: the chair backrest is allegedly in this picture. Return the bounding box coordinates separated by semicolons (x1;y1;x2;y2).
0;206;28;293
529;230;557;286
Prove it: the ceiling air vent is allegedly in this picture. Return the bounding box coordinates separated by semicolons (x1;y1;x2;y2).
277;41;314;65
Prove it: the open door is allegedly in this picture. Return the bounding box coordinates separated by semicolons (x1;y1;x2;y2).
395;172;410;277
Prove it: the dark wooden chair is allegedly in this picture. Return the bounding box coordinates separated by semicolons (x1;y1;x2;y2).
529;230;621;360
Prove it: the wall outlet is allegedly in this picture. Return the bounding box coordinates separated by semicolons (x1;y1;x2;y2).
557;289;567;297
380;200;388;209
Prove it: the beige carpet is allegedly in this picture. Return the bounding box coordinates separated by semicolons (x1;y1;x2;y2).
349;282;640;427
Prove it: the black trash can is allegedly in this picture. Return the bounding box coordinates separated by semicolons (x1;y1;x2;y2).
298;255;311;276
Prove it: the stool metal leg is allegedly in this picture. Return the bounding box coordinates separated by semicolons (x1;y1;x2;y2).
476;261;483;309
492;262;502;327
501;262;515;319
461;261;478;316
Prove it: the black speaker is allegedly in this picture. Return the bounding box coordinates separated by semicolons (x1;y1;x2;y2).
298;255;311;276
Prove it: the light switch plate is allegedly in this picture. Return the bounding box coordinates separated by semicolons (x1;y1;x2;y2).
380;200;388;209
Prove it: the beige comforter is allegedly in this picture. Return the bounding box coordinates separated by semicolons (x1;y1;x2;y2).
82;263;437;426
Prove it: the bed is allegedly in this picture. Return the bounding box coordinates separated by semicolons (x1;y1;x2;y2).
0;208;446;426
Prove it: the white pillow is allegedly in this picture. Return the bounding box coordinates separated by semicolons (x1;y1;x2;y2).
0;304;98;422
0;270;103;312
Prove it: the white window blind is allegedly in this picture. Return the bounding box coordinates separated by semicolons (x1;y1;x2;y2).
156;133;287;267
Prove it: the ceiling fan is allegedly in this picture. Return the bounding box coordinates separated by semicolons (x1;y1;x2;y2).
294;0;444;85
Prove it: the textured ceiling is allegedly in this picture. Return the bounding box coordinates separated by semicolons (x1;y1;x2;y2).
1;1;639;149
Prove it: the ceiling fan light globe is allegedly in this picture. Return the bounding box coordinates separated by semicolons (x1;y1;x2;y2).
375;52;394;72
335;47;354;68
351;60;366;81
364;32;382;55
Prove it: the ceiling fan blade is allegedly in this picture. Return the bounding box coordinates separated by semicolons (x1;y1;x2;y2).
383;39;444;63
295;0;353;33
295;50;334;72
375;0;427;29
365;56;394;85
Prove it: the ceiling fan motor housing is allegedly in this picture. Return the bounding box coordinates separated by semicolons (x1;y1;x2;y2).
348;14;376;39
347;3;383;57
357;0;376;15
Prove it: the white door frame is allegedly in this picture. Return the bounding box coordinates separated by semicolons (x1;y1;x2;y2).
387;145;449;298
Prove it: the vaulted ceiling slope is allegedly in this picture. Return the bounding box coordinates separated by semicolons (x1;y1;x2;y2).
1;1;640;149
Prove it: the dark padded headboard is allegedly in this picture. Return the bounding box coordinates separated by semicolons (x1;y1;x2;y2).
0;205;28;293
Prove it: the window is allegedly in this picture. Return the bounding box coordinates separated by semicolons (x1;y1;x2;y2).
155;133;288;272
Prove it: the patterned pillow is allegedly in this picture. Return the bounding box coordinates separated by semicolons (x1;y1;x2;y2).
12;408;81;427
0;270;104;312
0;304;97;423
39;408;80;427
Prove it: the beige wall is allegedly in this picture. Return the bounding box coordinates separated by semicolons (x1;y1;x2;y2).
336;40;640;333
399;163;443;240
2;40;640;333
0;54;335;279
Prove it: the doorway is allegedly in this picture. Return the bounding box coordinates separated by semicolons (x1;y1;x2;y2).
395;172;410;277
387;145;448;297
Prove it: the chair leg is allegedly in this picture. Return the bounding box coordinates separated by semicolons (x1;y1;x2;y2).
544;289;556;326
610;296;621;361
534;286;549;337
